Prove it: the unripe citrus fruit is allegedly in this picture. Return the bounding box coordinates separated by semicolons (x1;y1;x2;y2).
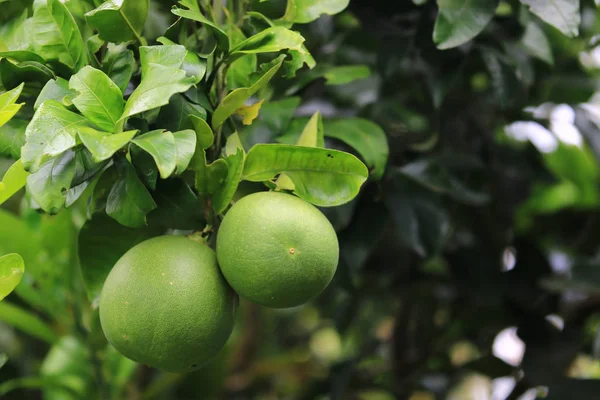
216;192;339;308
99;236;237;372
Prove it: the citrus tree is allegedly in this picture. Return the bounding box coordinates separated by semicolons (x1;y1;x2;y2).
1;0;600;399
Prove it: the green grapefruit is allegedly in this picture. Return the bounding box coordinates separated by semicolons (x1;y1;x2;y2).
99;236;237;372
216;191;339;308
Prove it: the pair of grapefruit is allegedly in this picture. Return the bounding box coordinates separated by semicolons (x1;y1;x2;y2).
99;192;339;372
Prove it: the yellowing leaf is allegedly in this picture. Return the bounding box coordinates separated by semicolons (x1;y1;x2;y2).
0;83;24;128
235;100;264;126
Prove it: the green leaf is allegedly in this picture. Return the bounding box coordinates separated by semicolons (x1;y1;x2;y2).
157;37;206;84
298;111;324;147
101;43;135;93
385;171;450;257
0;82;24;128
324;118;389;180
520;21;554;65
85;0;149;43
0;253;24;301
0;301;58;344
433;0;499;50
239;97;300;148
212;55;284;129
0;118;26;159
130;144;157;190
26;150;77;214
520;0;580;38
293;0;350;23
213;148;244;214
0;59;55;89
225;26;257;90
78;128;136;162
173;129;196;174
79;213;159;302
33;0;87;71
156;93;207;132
34;78;77;110
276;113;322;189
283;45;316;78
0;159;29;205
243;144;368;206
190;115;214;149
147;179;204;230
225;132;245;157
0;51;45;64
171;7;229;53
120;45;197;120
0;10;32;52
191;149;228;196
69;66;124;132
131;129;177;179
106;157;157;228
229;26;306;61
21;100;91;172
323;65;371;85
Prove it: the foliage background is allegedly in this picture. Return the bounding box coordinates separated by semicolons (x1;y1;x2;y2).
2;0;600;399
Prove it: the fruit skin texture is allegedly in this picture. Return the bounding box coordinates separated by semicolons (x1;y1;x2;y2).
217;191;339;308
99;236;237;372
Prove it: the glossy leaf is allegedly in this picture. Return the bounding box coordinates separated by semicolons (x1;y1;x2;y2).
156;94;207;132
433;0;498;50
0;253;24;301
324;118;389;180
26;150;77;214
276;113;322;189
21;100;90;172
78;213;159;302
0;159;29;205
213;137;244;214
0;59;55;89
85;0;149;43
33;0;87;71
34;78;77;110
78;128;137;162
130;143;158;190
120;45;197;120
293;0;350;24
171;7;229;53
69;66;125;132
131;130;177;179
0;82;24;128
173;129;196;174
0;10;31;52
106;157;157;228
157;37;206;84
0;301;58;344
229;26;306;60
298;112;324;147
520;0;580;38
101;43;135;93
243;144;369;206
212;55;284;129
190;115;214;149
